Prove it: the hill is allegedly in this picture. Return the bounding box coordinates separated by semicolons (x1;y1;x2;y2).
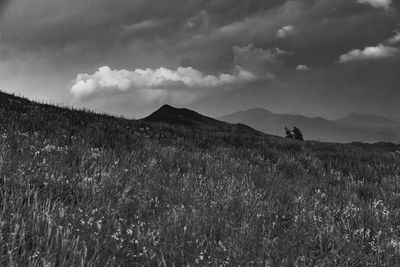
142;104;262;135
218;108;400;143
143;104;222;127
1;90;400;265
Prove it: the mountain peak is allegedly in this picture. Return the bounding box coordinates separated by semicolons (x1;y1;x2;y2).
218;107;277;124
158;104;175;111
142;104;223;128
144;105;203;124
246;107;272;112
142;104;261;134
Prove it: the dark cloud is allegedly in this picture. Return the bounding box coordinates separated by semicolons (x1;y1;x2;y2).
1;0;286;51
232;44;286;77
0;0;399;119
282;0;397;60
0;0;10;14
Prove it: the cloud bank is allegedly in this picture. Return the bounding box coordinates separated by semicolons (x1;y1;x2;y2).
70;66;256;104
388;31;400;44
2;0;400;118
338;44;398;62
276;25;295;38
358;0;392;10
338;31;400;63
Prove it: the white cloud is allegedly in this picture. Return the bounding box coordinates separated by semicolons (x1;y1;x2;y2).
338;44;398;63
388;32;400;45
70;66;256;103
296;65;310;71
338;29;400;63
275;47;290;55
121;20;160;34
233;45;280;62
214;1;304;44
276;25;295;38
233;44;285;76
358;0;392;10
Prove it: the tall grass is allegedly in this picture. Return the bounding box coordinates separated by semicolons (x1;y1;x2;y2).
1;91;400;265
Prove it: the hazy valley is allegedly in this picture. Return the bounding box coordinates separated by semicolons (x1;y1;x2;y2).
219;108;400;143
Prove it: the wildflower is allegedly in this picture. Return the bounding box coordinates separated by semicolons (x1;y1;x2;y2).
59;207;65;218
294;195;303;203
96;220;102;231
111;233;119;241
42;144;56;152
199;252;204;261
388;239;400;249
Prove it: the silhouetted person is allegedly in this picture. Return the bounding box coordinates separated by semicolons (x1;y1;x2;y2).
293;126;304;141
284;127;294;139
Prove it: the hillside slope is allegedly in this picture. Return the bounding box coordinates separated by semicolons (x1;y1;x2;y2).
1;90;400;265
142;104;262;135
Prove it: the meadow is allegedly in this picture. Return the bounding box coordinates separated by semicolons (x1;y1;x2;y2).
1;91;400;266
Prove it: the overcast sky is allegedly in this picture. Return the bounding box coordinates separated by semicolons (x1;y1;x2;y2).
1;0;399;119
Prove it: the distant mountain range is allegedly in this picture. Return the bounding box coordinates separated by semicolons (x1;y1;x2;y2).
218;108;400;143
1;87;399;146
142;104;400;143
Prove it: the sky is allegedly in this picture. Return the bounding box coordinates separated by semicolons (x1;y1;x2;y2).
0;0;399;119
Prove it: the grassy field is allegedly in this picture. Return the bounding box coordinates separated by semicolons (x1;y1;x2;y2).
1;91;400;266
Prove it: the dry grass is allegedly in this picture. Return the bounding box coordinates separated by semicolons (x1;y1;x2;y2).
1;92;400;266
